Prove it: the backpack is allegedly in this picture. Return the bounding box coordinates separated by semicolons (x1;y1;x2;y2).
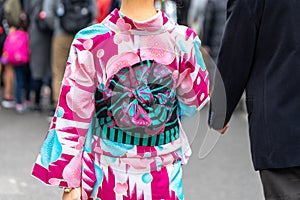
56;0;93;34
1;29;29;65
35;0;52;34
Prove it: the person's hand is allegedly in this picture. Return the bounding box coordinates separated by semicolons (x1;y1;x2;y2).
216;124;229;134
62;187;81;200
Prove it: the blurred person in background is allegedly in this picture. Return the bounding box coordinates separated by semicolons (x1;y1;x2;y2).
23;0;54;113
1;0;22;109
43;0;97;110
210;0;300;199
96;0;112;23
154;0;177;22
188;0;208;36
0;0;7;93
176;0;191;26
31;0;209;199
1;10;31;113
109;0;121;12
202;0;226;63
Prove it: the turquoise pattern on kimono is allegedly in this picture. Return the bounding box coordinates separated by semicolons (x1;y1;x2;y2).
40;129;63;168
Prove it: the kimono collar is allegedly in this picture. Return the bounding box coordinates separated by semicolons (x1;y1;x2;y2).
103;9;173;34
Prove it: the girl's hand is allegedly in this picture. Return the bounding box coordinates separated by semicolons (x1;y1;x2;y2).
62;187;81;200
217;124;229;134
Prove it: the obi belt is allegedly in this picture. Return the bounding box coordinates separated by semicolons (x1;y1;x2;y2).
95;60;179;146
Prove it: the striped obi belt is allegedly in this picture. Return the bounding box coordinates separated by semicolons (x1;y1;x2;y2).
95;60;179;146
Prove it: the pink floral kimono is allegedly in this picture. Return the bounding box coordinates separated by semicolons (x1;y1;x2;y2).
32;9;209;200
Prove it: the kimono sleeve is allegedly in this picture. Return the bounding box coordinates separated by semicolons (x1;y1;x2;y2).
177;35;210;118
31;38;97;188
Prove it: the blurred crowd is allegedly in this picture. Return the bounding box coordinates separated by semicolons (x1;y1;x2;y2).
0;0;228;117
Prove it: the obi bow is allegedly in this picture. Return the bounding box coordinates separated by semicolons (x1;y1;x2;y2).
101;60;177;135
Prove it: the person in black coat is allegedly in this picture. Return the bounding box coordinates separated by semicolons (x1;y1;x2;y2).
109;0;121;12
209;0;300;199
176;0;191;26
202;0;227;62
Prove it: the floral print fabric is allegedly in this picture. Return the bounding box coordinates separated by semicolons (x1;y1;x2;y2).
32;9;209;200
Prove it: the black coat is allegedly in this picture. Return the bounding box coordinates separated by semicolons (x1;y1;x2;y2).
209;0;300;170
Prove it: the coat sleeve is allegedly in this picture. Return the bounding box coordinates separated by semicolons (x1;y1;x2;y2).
209;0;257;129
31;37;97;188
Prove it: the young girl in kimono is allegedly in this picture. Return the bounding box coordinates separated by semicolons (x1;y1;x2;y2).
31;0;209;199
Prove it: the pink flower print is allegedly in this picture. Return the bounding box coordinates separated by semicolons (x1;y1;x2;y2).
48;178;62;186
83;39;93;50
140;34;175;65
120;157;155;170
74;50;96;88
63;65;72;84
93;146;103;154
117;18;131;32
114;182;128;196
114;32;131;44
96;49;106;83
177;68;193;96
62;153;82;187
75;136;85;150
96;49;104;59
114;18;132;44
161;154;176;166
106;52;140;79
172;70;179;82
66;86;95;119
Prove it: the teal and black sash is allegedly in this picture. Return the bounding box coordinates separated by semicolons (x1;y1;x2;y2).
95;60;179;146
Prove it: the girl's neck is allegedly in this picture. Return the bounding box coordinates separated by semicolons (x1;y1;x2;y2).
120;0;157;21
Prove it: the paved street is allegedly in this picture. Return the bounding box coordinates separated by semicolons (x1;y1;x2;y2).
0;103;264;200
